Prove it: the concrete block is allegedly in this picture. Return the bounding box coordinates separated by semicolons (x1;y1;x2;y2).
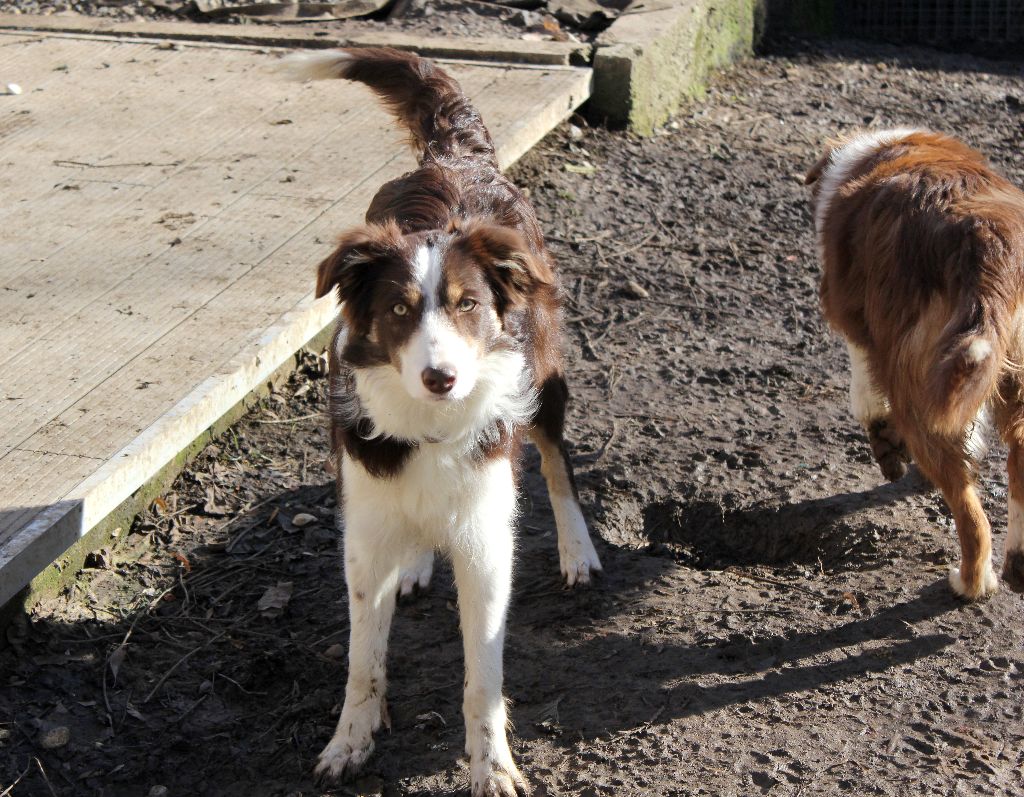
592;0;759;134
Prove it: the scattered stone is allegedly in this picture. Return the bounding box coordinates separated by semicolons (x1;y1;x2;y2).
39;726;70;749
510;9;539;28
291;512;317;527
624;280;649;299
324;643;345;660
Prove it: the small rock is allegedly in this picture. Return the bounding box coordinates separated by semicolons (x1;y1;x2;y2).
324;643;345;660
568;123;584;141
510;9;539;27
624;280;650;299
149;787;170;797
5;83;21;95
39;726;70;749
291;512;317;527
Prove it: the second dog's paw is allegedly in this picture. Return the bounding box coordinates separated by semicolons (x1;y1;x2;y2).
949;561;999;600
559;536;602;587
314;735;375;785
867;419;910;482
398;551;434;598
1001;549;1024;593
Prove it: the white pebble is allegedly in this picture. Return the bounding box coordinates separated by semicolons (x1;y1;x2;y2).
6;83;22;95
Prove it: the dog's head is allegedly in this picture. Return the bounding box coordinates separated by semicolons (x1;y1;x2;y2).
316;218;553;402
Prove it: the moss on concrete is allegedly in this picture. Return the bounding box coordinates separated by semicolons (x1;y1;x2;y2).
592;0;759;135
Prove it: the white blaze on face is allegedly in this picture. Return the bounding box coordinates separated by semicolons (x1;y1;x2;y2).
398;243;481;401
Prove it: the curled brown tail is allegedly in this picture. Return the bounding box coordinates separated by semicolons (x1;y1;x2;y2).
286;47;496;163
924;304;1004;437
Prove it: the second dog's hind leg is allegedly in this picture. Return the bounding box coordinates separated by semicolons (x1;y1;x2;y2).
908;432;997;600
848;342;910;481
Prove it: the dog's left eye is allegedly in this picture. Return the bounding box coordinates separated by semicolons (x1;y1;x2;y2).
458;298;477;312
393;303;408;316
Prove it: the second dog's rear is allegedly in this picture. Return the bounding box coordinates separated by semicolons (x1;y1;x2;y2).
808;129;1024;599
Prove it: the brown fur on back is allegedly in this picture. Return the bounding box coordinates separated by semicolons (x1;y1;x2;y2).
813;130;1024;437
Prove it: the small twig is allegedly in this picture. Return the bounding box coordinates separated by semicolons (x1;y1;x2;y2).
0;759;30;797
603;230;658;261
254;412;323;425
724;567;825;600
577;325;599;361
33;758;58;797
174;694;208;724
102;666;114;736
143;630;229;704
53;159;181;169
595;419;621;464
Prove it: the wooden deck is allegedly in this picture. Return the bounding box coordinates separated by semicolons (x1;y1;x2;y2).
0;31;591;607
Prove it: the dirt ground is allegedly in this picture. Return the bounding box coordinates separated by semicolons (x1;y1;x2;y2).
3;36;1024;797
0;0;597;43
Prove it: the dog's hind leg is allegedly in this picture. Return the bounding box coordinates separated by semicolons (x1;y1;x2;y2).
995;388;1024;592
315;499;403;784
907;430;997;600
1003;440;1024;592
530;374;602;586
848;342;910;481
451;458;527;797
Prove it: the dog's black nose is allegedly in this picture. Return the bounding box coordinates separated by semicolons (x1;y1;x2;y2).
422;366;456;395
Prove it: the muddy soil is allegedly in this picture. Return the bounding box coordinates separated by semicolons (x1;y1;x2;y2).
3;37;1024;797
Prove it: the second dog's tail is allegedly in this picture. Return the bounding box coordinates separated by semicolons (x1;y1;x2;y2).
920;291;1012;438
284;47;496;163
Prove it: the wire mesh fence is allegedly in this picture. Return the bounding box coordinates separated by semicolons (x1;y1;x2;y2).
837;0;1023;45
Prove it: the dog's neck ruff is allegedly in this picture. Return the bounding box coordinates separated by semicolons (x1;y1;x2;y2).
333;346;537;453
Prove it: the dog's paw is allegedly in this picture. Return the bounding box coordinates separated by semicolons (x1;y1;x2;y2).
949;561;999;600
398;551;434;598
559;535;602;587
471;757;528;797
867;419;910;482
314;734;375;785
1001;549;1024;593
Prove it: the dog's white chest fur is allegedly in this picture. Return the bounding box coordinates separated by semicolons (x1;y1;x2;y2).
342;444;516;544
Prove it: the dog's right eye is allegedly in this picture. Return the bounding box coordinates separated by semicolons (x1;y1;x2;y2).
393;303;408;316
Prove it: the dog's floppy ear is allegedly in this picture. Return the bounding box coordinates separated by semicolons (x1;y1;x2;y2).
455;220;554;315
315;222;404;332
804;142;837;185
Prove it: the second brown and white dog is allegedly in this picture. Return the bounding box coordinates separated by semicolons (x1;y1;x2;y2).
807;128;1024;600
287;48;602;795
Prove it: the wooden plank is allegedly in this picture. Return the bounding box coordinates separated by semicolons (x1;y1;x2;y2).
0;62;499;451
0;15;591;66
0;43;415;360
0;36;591;608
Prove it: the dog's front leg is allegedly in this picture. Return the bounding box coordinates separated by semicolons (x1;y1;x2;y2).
451;460;527;797
316;501;401;783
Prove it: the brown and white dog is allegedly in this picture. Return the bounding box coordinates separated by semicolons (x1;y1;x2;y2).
807;128;1024;600
287;48;602;794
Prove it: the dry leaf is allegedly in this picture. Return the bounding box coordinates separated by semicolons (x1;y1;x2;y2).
257;582;293;616
108;644;127;680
